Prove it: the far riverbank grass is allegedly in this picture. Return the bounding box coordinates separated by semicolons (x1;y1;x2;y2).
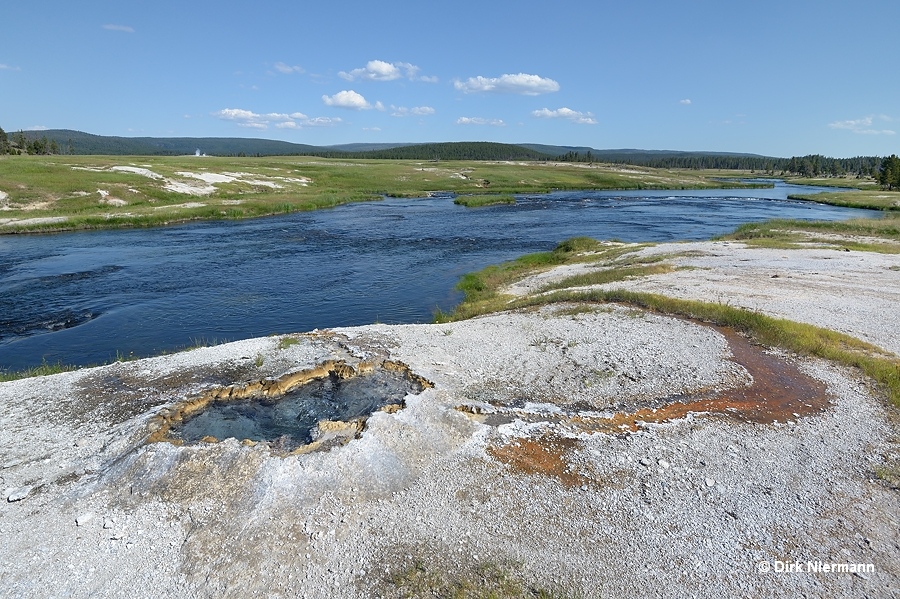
717;213;900;252
436;236;900;408
0;155;766;234
787;190;900;211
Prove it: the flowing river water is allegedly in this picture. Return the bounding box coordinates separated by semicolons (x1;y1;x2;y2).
0;183;878;371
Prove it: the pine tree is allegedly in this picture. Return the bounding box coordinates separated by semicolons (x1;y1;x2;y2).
878;155;900;190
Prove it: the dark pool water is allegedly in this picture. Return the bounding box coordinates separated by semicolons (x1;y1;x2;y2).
0;183;879;370
169;368;420;450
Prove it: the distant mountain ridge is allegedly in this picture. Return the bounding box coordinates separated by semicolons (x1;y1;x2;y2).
14;129;321;157
13;129;780;161
11;129;883;177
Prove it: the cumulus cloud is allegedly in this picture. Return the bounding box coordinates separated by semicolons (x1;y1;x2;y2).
339;60;429;82
322;90;383;111
213;108;340;130
103;24;134;33
456;117;505;127
391;105;436;117
828;115;895;135
531;107;597;125
273;62;304;75
680;98;692;105
453;73;560;95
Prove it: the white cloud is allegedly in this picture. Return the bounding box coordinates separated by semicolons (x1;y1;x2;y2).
456;117;505;127
103;24;134;33
680;98;692;105
453;73;560;95
273;62;304;75
363;127;382;132
213;108;340;130
339;60;429;82
828;115;895;135
306;117;342;126
0;63;21;71
26;125;48;131
391;105;436;117
322;90;383;110
531;107;597;125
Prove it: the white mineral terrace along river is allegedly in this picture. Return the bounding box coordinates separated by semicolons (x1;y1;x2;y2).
0;182;877;371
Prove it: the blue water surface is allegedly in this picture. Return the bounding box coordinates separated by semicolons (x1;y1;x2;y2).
0;182;879;370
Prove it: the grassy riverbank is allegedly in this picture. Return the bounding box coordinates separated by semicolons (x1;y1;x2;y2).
0;155;762;233
717;213;900;252
436;231;900;408
788;189;900;211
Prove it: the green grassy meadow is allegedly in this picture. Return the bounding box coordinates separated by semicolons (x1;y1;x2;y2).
0;155;761;233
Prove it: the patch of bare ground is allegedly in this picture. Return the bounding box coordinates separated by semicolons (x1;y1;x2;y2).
0;245;897;597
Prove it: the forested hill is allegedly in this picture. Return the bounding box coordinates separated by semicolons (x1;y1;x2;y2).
543;147;883;177
8;131;553;160
309;141;549;161
2;128;885;177
10;129;321;156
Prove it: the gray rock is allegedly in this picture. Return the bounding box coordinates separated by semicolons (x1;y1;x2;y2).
6;487;31;502
75;512;95;527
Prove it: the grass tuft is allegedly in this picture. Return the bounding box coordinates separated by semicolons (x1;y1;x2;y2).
454;194;516;207
0;359;78;382
278;337;300;350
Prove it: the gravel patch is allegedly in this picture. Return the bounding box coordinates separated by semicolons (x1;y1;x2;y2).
512;240;900;356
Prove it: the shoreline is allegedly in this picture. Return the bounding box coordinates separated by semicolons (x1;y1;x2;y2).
0;154;796;235
1;235;898;596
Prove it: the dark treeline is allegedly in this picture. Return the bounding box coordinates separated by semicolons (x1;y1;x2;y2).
305;141;548;161
556;150;884;178
0;127;62;155
783;155;882;178
2;127;894;185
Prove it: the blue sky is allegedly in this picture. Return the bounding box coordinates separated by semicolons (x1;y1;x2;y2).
2;0;898;158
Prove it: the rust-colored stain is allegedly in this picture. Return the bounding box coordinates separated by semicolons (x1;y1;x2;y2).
579;326;830;433
484;323;831;483
480;326;829;438
488;436;584;487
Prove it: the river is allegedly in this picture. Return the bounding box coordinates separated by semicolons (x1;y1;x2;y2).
0;183;878;370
